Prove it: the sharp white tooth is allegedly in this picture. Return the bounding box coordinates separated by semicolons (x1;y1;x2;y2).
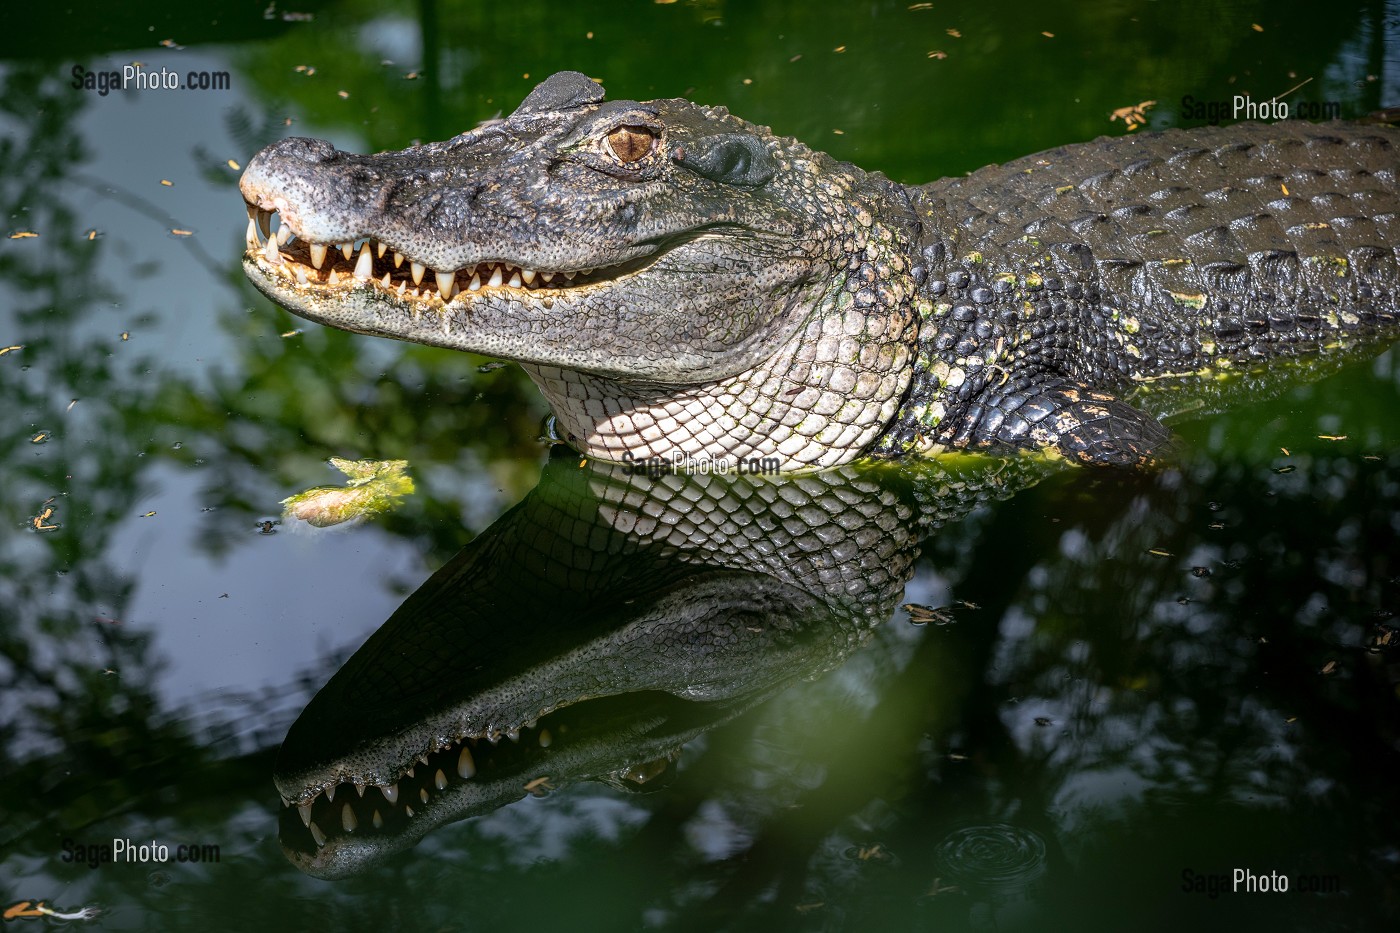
542;271;555;283
309;243;327;269
263;236;280;264
257;209;272;239
341;803;358;832
380;272;392;288
246;218;260;246
309;820;326;846
372;809;383;829
564;271;576;281
325;784;335;803
393;251;405;268
436;270;456;300
411;261;425;286
488;732;501;745
405;804;415;818
295;268;308;285
420;754;430;767
539;728;552;748
376;241;387;259
277;225;292;246
521;268;536;285
407;765;415;779
508;270;522;288
468;271;482;291
419;787;429;804
356;784;366;797
435;768;447;790
397;280;407;296
298;801;313;827
246;203;258;220
280;794;292;808
328;269;340;285
507;728;520;743
580;268;593;275
525;719;538;729
487;266;503;288
457;746;476;778
353;243;373;280
381;783;399;804
341;242;353;261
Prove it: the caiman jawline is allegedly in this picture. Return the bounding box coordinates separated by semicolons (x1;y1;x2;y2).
242;202;617;306
276;693;680;857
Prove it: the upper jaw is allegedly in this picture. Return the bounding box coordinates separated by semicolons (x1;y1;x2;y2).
240;199;630;305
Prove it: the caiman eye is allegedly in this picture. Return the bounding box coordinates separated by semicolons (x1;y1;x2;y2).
606;125;656;164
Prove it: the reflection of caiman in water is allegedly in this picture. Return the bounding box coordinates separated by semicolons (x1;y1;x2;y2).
275;449;1055;878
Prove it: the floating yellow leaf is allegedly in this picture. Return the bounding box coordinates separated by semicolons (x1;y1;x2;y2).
282;458;415;528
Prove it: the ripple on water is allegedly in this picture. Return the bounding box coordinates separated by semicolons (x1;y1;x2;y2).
932;823;1048;898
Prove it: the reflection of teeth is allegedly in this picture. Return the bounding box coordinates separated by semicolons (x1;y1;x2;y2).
458;746;476;778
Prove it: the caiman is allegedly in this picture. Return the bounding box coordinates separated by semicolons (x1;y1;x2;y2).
273;448;1055;878
239;71;1400;469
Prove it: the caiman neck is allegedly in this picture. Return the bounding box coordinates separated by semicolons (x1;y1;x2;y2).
525;177;925;471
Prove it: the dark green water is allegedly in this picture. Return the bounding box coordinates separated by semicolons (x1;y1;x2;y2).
2;1;1398;930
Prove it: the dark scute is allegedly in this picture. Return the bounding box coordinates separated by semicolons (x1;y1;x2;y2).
678;133;777;186
514;71;605;115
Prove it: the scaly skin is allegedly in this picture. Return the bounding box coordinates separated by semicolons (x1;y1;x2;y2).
273;449;1053;878
239;72;1400;469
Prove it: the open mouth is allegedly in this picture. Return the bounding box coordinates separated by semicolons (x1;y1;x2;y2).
277;693;686;857
243;203;608;304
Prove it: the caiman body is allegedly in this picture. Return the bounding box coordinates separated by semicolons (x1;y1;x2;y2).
240;72;1400;467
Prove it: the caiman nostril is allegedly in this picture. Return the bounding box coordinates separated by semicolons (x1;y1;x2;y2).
286;137;339;164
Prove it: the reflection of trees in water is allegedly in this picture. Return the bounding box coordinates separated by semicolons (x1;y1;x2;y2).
0;2;1396;925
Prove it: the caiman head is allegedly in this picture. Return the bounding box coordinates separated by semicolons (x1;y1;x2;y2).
240;71;922;470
